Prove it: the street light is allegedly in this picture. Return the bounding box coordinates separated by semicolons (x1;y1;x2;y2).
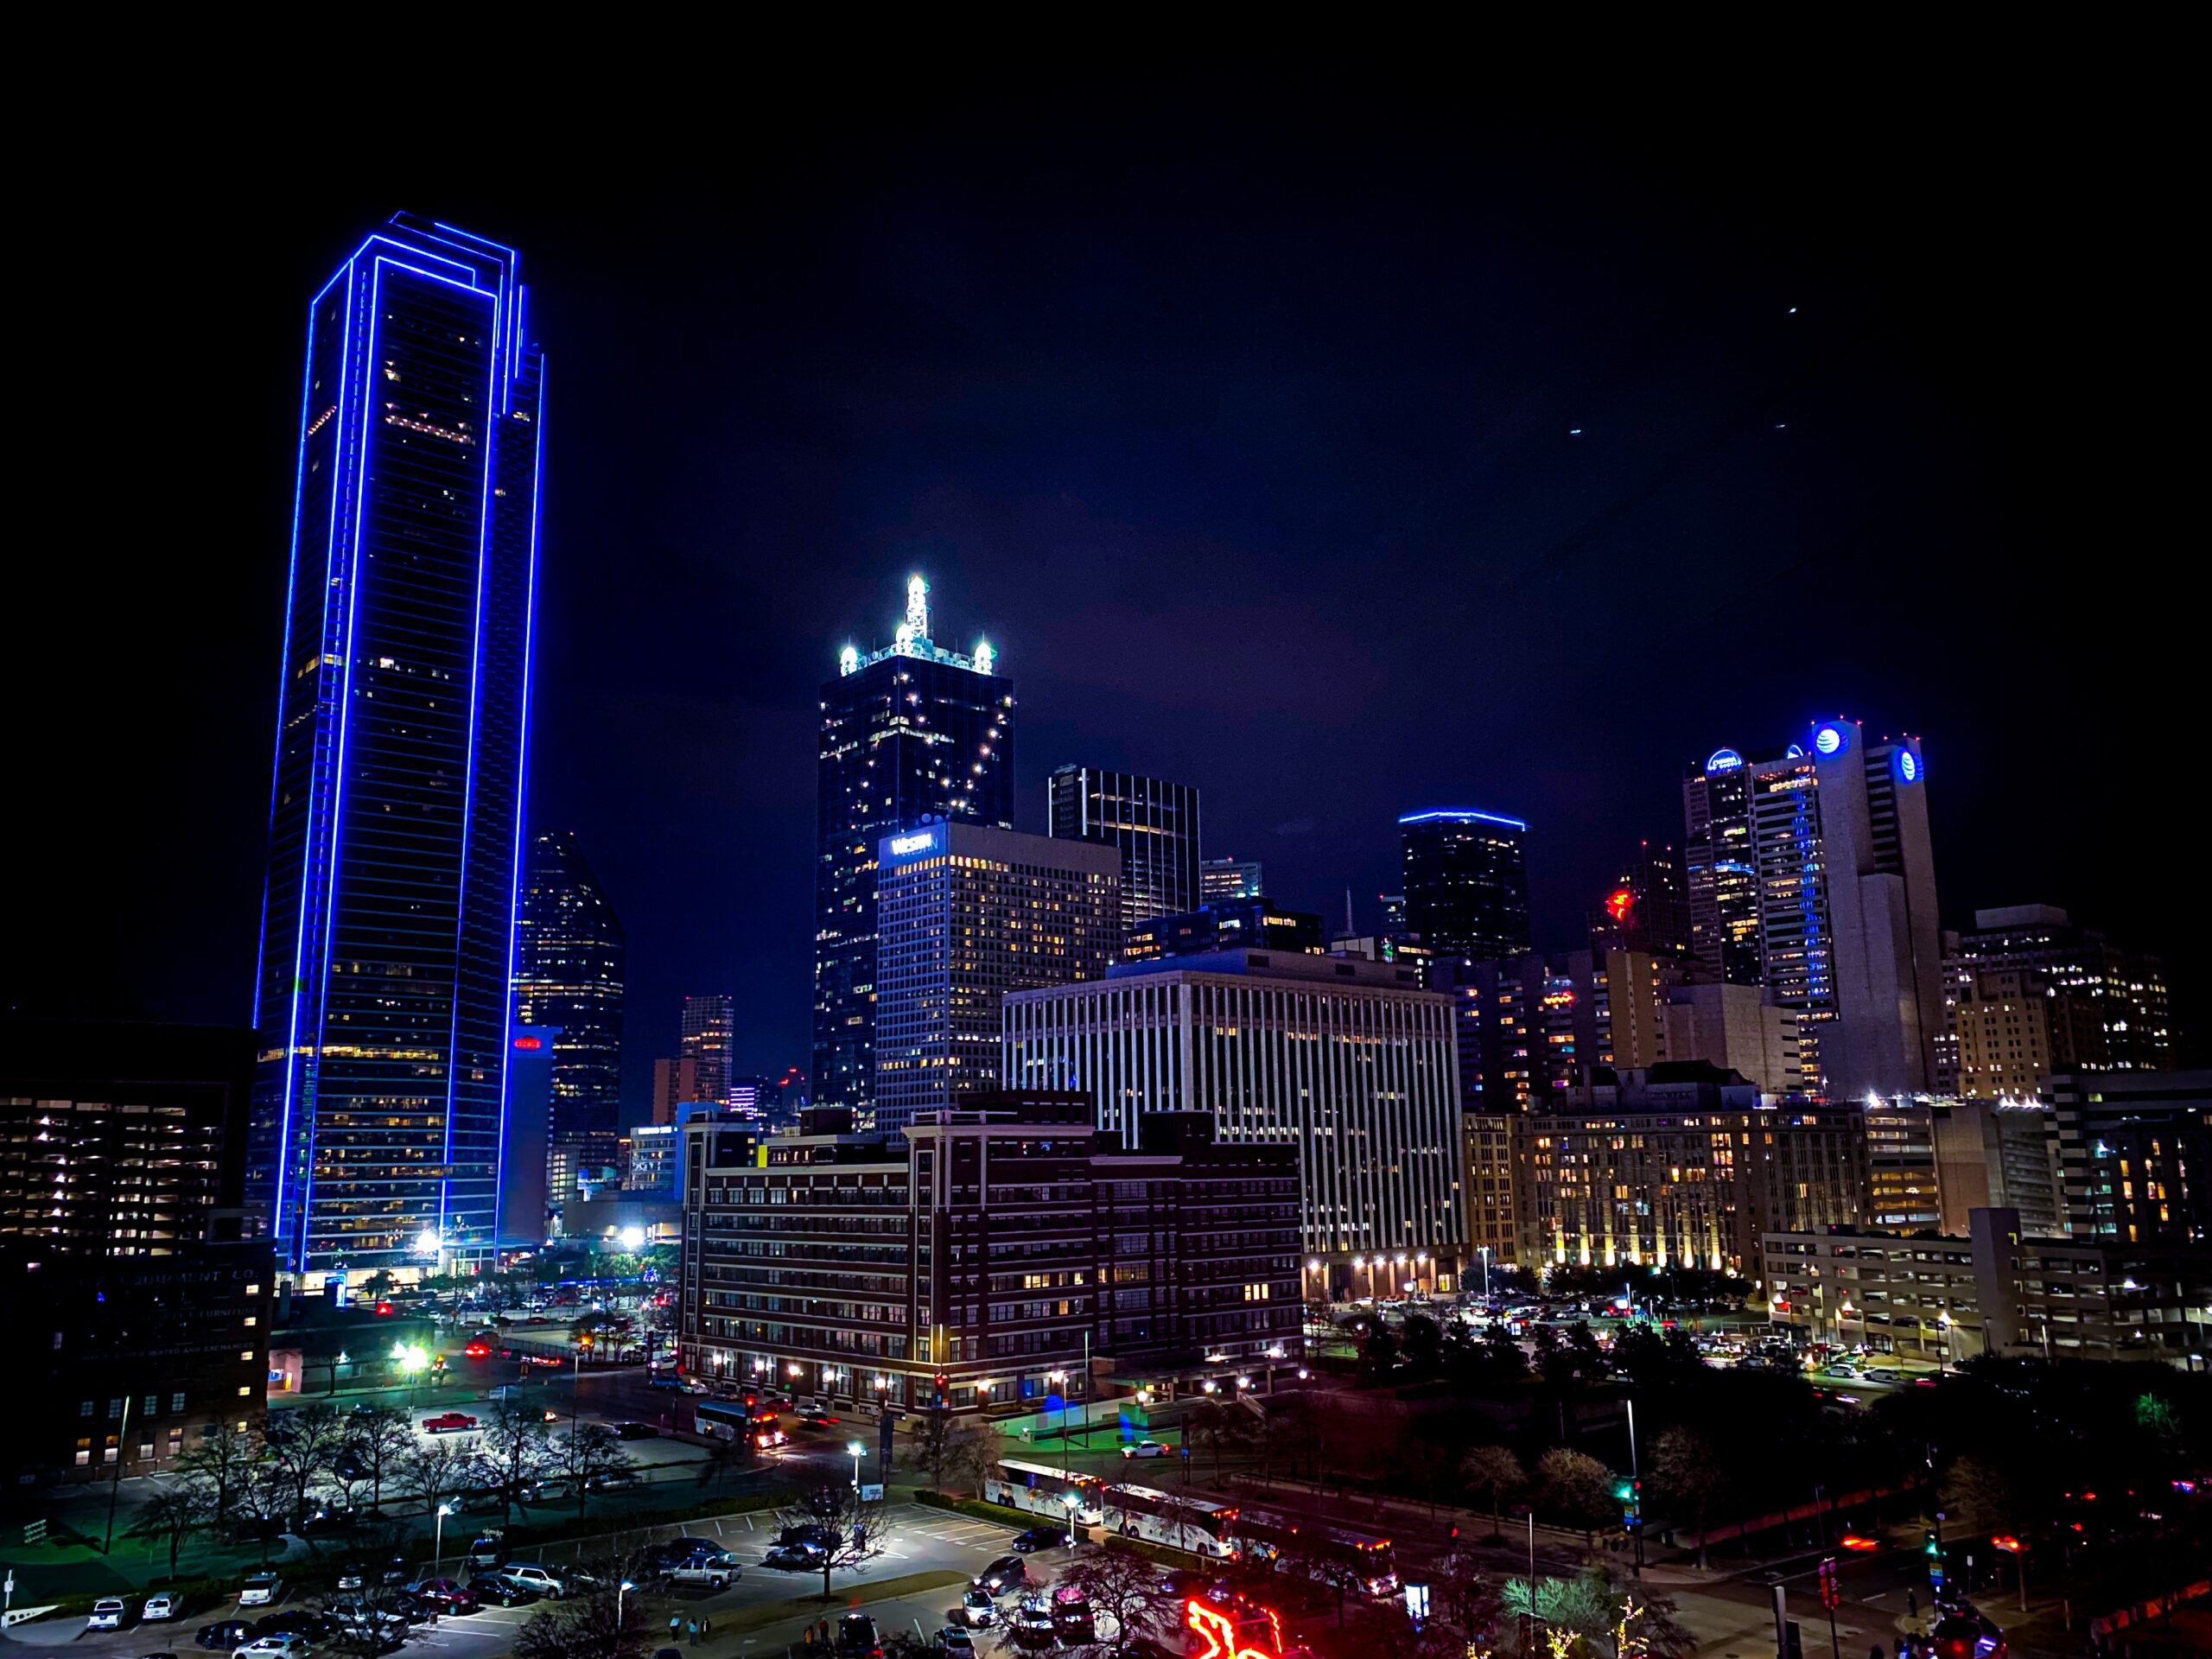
1061;1489;1081;1550
1046;1370;1069;1470
848;1440;865;1491
617;1579;636;1629
434;1503;454;1576
1478;1244;1492;1299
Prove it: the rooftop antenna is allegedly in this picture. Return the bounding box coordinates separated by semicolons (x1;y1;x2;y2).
1344;887;1356;937
906;573;931;642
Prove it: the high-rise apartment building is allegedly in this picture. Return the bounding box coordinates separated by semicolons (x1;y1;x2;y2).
1400;809;1531;965
1440;949;1670;1110
1740;720;1942;1096
1047;766;1201;938
1588;842;1692;963
248;215;542;1277
1003;950;1465;1281
1125;899;1325;962
1948;906;2176;1075
1656;982;1804;1096
813;576;1014;1119
1201;857;1264;904
679;995;735;1109
1682;750;1764;987
512;830;626;1136
1953;968;2109;1100
1929;1099;2063;1236
872;823;1120;1131
2044;1071;2212;1245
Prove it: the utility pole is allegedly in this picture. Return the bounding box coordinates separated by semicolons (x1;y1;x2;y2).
102;1393;134;1554
1625;1397;1644;1573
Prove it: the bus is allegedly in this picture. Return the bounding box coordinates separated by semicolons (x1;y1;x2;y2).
692;1399;785;1451
1103;1484;1237;1559
1229;1503;1398;1599
987;1460;1107;1526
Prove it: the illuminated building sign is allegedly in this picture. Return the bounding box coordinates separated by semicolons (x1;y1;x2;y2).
1704;747;1745;772
1813;722;1848;756
512;1036;543;1051
1895;748;1921;784
887;830;939;857
1605;887;1635;925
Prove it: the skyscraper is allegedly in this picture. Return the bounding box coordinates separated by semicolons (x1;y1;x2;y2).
1682;750;1764;986
512;830;626;1136
1400;809;1531;965
1201;857;1263;903
248;215;542;1278
1947;906;2176;1075
1588;841;1692;963
1046;766;1201;936
813;576;1015;1118
873;822;1120;1131
1745;719;1942;1096
679;994;734;1109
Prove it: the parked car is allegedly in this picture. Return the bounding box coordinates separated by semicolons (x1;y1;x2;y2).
377;1556;410;1586
143;1592;182;1621
973;1555;1028;1596
669;1549;742;1588
334;1564;367;1592
779;1522;841;1549
614;1421;661;1440
238;1573;283;1607
421;1412;478;1433
1009;1526;1067;1553
798;1410;841;1427
472;1577;540;1608
938;1628;978;1656
646;1375;685;1391
498;1563;568;1599
1121;1439;1169;1459
763;1543;823;1571
297;1503;357;1535
1013;1596;1057;1644
405;1578;479;1613
467;1530;506;1569
232;1637;312;1659
197;1622;255;1650
957;1589;1000;1627
838;1612;882;1657
88;1599;130;1630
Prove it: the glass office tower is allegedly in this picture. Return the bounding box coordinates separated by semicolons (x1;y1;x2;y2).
513;830;626;1137
812;575;1014;1122
1046;765;1201;938
249;214;543;1278
1400;809;1532;965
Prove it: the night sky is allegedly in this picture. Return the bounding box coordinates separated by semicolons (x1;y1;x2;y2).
14;85;2196;1105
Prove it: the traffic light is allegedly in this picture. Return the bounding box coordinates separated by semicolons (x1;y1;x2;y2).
1618;1478;1642;1529
1817;1558;1839;1611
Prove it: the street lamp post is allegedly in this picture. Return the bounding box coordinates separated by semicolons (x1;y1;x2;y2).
1046;1370;1069;1472
1479;1245;1491;1300
434;1503;454;1576
848;1440;865;1493
1938;1312;1955;1375
617;1578;636;1630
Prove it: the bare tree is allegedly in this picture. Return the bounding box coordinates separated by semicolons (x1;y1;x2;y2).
1183;1399;1253;1485
513;1573;652;1659
401;1436;476;1518
264;1401;347;1525
1649;1427;1725;1569
907;1409;1000;1495
1459;1443;1524;1540
345;1403;417;1511
474;1396;556;1525
1055;1541;1182;1659
232;1465;295;1564
125;1484;208;1579
553;1421;639;1517
171;1418;258;1520
793;1475;888;1600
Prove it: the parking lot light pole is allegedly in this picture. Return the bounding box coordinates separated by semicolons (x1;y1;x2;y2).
434;1503;454;1577
618;1579;635;1629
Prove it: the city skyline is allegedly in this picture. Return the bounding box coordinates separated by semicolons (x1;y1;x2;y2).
15;105;2200;1096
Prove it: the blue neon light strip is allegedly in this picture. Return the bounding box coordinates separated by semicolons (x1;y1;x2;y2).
1398;809;1529;831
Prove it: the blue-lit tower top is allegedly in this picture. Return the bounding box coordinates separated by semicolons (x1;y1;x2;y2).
1399;806;1532;964
249;213;543;1278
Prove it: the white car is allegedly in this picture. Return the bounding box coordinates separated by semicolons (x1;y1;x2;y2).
86;1598;129;1630
143;1591;181;1620
238;1571;283;1606
1121;1439;1168;1459
234;1637;312;1659
498;1562;567;1598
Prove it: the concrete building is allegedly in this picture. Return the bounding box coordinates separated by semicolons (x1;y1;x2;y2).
1658;981;1804;1096
1947;906;2175;1076
1401;809;1532;966
1764;1206;2212;1367
1929;1098;2063;1236
873;822;1121;1132
2044;1071;2212;1245
1201;857;1264;904
1126;899;1325;963
1510;1067;1866;1274
1438;949;1672;1111
1464;1114;1520;1271
676;1099;1300;1413
1953;967;2116;1100
651;1057;711;1124
1743;720;1943;1096
1002;950;1465;1287
1682;748;1764;988
499;1027;555;1249
1588;841;1692;964
1864;1096;1943;1231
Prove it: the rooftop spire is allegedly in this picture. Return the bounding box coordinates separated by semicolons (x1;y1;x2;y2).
906;573;930;641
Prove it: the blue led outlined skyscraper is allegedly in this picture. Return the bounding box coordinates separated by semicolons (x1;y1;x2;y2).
812;575;1014;1123
249;214;543;1276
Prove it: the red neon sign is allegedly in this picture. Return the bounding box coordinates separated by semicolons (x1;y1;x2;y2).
1186;1600;1281;1659
1605;887;1636;925
512;1036;544;1051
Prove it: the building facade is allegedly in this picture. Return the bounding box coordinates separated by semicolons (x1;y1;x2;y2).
1657;982;1804;1096
679;995;735;1111
512;830;626;1137
1400;809;1531;965
676;1099;1300;1413
1588;841;1692;964
249;214;543;1277
1742;720;1942;1096
1440;949;1672;1111
1201;858;1264;904
1952;967;2108;1099
1947;906;2176;1076
1002;950;1466;1282
2044;1070;2212;1245
813;576;1015;1119
1764;1206;2211;1367
1682;749;1764;988
1047;766;1202;938
1929;1098;2063;1236
1125;899;1325;963
873;823;1121;1131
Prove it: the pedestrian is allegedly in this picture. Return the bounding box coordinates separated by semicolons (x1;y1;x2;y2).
1870;1643;1886;1659
689;1617;700;1645
1906;1589;1917;1619
673;1615;683;1642
704;1616;714;1638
